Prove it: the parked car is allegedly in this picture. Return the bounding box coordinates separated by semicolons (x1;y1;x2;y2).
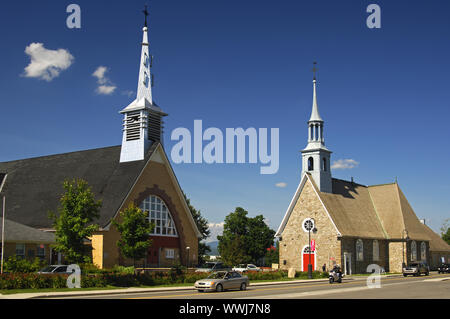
194;271;249;292
37;265;74;275
195;262;231;273
232;264;262;273
437;263;450;274
402;262;430;277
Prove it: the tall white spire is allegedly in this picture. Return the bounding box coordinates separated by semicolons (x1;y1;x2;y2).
309;78;323;123
301;62;332;193
119;7;167;163
136;24;153;103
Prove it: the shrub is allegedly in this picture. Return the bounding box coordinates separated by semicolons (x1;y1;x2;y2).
3;257;46;274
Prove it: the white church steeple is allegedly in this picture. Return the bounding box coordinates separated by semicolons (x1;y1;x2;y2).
301;62;332;193
120;6;167;163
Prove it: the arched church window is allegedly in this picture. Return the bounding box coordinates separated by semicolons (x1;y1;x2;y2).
420;242;427;261
323;158;327;172
356;239;364;261
139;195;178;237
410;240;417;261
308;157;314;171
373;240;379;261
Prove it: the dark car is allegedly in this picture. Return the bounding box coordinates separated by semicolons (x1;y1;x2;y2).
437;263;450;274
402;262;430;277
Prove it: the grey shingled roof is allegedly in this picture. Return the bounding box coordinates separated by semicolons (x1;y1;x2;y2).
0;143;157;229
0;218;55;243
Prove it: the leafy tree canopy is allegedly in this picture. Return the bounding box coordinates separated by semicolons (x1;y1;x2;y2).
50;179;102;264
218;207;275;266
113;204;154;266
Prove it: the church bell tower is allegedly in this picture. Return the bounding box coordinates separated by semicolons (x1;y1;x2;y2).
301;63;332;193
120;7;167;163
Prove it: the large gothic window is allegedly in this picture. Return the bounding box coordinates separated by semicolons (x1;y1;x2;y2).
139;195;178;237
410;241;417;261
356;239;364;261
420;242;427;261
373;240;380;261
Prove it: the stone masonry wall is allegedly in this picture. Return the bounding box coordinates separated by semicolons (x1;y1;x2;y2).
279;179;340;272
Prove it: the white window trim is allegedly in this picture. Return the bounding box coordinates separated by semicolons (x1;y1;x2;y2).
301;245;317;272
140;195;179;238
165;249;175;259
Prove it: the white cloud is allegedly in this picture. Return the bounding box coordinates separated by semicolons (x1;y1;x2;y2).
275;182;287;188
23;43;74;81
92;66;116;95
331;159;360;170
121;90;135;98
205;222;224;243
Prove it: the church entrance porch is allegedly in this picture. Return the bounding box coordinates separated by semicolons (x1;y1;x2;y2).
302;246;316;271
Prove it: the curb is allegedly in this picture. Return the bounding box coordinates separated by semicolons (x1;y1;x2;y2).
2;274;416;299
2;278;342;299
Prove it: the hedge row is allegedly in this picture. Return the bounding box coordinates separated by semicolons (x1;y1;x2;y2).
0;272;208;290
0;270;329;290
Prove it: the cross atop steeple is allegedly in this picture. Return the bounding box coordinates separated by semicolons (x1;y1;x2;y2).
143;5;149;27
312;61;318;80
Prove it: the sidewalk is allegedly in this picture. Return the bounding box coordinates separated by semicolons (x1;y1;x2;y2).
0;273;406;299
0;277;338;299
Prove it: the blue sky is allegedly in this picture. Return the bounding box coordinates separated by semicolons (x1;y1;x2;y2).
0;0;449;236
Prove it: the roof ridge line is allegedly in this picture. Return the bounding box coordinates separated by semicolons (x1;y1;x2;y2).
0;145;121;164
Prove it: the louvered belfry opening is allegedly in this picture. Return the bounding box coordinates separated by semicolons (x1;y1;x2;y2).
148;111;163;143
125;111;145;141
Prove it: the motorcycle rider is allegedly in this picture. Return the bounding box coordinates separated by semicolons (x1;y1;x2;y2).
332;264;342;279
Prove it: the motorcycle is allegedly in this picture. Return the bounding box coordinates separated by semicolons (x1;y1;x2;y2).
329;269;343;284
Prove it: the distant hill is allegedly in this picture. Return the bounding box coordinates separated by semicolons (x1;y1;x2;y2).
206;241;219;256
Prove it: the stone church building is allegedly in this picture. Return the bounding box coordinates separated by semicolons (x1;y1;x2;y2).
276;74;450;274
0;21;201;269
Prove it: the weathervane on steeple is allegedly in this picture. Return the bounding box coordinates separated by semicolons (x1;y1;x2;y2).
312;61;318;81
143;5;149;27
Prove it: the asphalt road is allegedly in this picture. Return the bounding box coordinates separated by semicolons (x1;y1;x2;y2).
54;273;450;299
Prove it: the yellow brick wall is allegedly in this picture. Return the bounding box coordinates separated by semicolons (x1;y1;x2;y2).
98;157;199;269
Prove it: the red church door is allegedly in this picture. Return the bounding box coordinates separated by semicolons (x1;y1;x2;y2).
302;246;315;271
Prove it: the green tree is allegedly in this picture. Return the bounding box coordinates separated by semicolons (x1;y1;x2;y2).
217;207;275;266
441;219;450;245
50;179;102;264
184;193;211;264
113;204;154;267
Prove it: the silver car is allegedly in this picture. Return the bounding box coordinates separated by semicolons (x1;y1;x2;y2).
402;262;430;277
194;271;250;292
